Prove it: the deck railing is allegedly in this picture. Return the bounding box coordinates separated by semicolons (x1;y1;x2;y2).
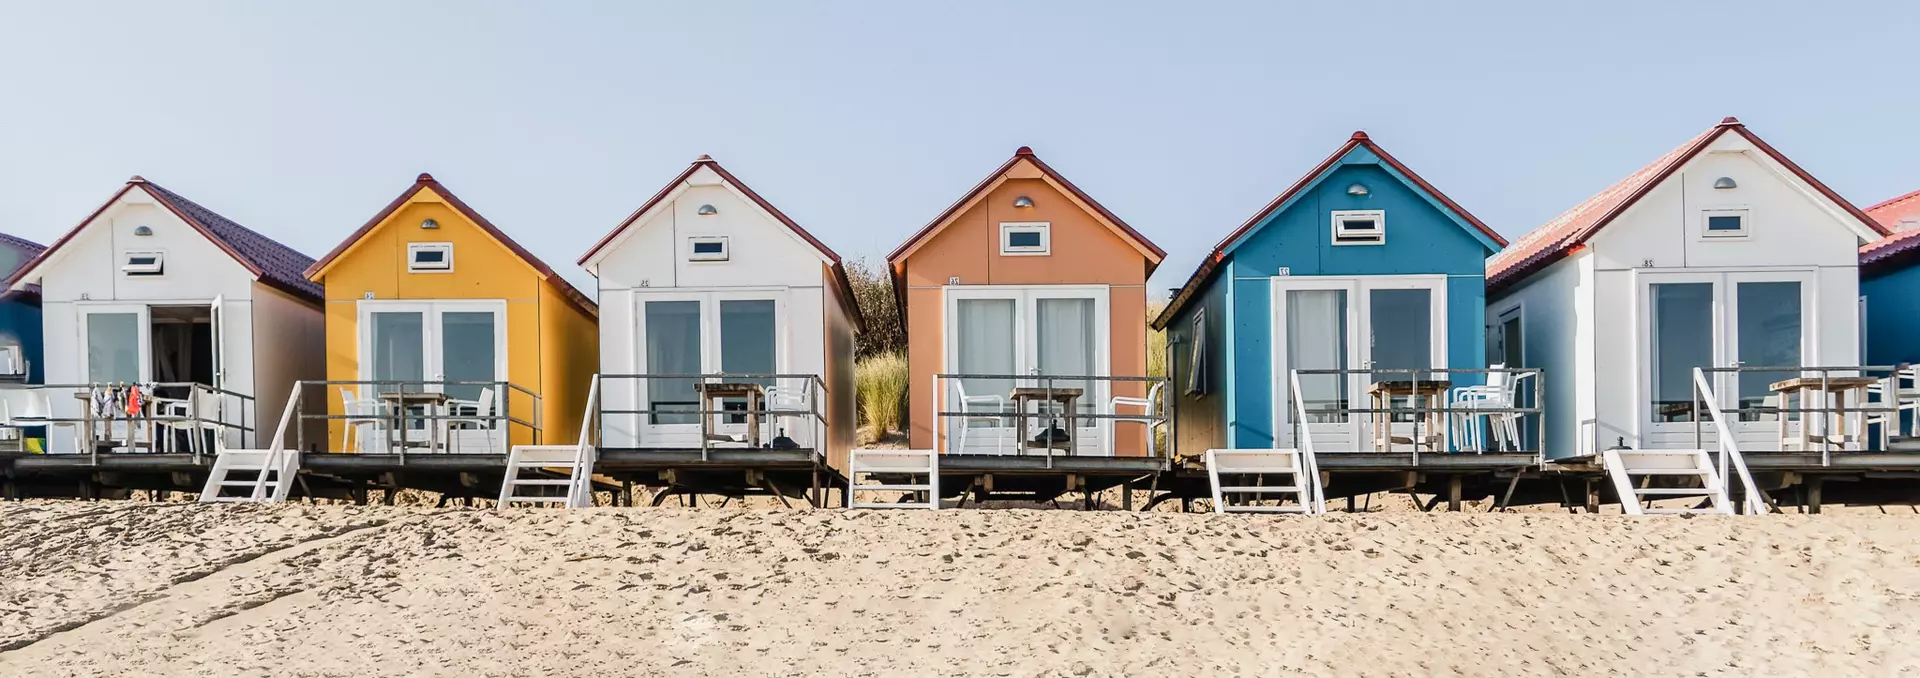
1285;366;1546;464
289;379;541;458
1687;364;1915;462
929;373;1171;468
594;373;827;461
1;381;256;463
1689;367;1768;514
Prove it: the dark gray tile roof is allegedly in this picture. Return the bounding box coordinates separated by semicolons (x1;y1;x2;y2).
143;182;323;302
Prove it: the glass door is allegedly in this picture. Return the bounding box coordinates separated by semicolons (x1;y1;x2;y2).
635;293;783;447
1273;276;1448;452
1641;272;1810;449
943;287;1109;455
360;301;506;452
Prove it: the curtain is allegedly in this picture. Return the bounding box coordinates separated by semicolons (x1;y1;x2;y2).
1286;290;1347;421
645;301;702;425
956;299;1015;413
1036;298;1095;418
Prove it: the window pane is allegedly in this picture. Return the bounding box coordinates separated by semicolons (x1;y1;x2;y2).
1369;289;1431;382
720;300;776;423
1737;282;1801;421
370;312;425;393
955;298;1015;421
1036;298;1095;420
645;301;702;425
440;311;496;403
86;313;140;383
1501;316;1523;368
1651;283;1714;422
1286;290;1348;424
1707;215;1744;232
1007;232;1042;248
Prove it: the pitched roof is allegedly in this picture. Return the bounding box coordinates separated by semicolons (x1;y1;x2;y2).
0;233;45;299
1860;189;1920;272
5;177;322;304
306;173;597;318
1152;131;1505;329
577;155;864;333
885;146;1166;270
1486;117;1889;293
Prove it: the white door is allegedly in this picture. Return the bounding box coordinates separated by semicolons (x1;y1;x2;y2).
943;286;1110;455
359;301;507;451
1640;271;1812;449
635;292;784;447
1273;276;1448;451
209;295;226;391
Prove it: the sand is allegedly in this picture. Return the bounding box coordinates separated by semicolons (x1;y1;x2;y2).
3;503;1920;676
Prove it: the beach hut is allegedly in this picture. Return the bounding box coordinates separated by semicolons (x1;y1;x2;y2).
1153;131;1508;458
4;176;324;454
576;155;863;500
1860;190;1920;367
303;174;598;456
1486;118;1888;461
0;233;46;384
885;146;1166;502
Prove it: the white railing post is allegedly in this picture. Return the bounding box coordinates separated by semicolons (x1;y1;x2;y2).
1691;368;1767;514
249;381;306;501
1288;370;1327;514
571;376;600;507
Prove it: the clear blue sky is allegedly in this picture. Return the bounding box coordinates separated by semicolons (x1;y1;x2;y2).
3;1;1916;297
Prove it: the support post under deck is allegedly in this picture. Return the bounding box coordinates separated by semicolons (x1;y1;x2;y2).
1447;475;1463;512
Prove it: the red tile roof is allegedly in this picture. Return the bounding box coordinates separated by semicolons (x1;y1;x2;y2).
1152;131;1504;329
577;155;864;333
1860;189;1920;271
1487;118;1889;293
6;177;322;304
306;174;597;318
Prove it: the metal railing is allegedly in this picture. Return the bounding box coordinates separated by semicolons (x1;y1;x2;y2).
929;373;1171;466
1687;364;1914;463
290;380;541;458
1286;366;1546;464
1286;370;1328;513
594;373;828;461
1;381;256;464
1688;368;1768;514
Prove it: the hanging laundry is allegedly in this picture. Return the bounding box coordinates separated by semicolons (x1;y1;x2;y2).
89;387;112;420
126;383;144;417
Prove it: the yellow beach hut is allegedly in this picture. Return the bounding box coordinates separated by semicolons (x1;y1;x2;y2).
303;173;598;455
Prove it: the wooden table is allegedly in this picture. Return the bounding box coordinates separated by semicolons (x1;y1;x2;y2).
1009;386;1084;455
377;391;451;453
1769;376;1881;452
1366;380;1452;453
695;382;765;448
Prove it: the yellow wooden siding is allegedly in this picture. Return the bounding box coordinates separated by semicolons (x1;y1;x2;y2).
538;281;599;445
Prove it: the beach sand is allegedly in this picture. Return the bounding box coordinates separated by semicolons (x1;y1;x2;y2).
4;502;1920;676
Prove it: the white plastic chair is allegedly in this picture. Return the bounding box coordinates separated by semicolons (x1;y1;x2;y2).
161;388;228;455
1109;382;1167;457
0;346;23;377
762;383;811;447
440;387;496;453
951;381;1008;455
2;389;82;454
339;387;388;453
1448;366;1525;452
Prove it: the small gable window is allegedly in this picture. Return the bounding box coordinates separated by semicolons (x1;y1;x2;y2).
688;236;730;262
407;243;453;272
1000;222;1050;256
1330;210;1385;245
122;251;164;276
1186;309;1207;396
1702;209;1748;238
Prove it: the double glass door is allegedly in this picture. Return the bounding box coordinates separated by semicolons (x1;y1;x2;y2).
1273;276;1448;450
637;292;781;445
945;287;1107;455
1642;271;1810;448
362;301;506;401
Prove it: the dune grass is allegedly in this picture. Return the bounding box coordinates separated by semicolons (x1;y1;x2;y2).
855;351;909;443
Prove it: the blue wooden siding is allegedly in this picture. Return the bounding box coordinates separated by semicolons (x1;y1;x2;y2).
1864;265;1920;367
1170;150;1496;449
0;295;42;383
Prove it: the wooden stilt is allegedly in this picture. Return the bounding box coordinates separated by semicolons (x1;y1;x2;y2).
1121;480;1133;511
1447;475;1463;512
1806;476;1824;515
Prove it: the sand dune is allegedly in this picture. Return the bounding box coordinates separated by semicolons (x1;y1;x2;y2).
3;503;1920;676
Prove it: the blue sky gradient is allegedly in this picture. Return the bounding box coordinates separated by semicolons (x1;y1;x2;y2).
3;1;1916;295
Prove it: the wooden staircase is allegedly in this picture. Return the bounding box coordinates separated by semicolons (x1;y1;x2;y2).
846;449;939;509
198;449;299;502
497;445;596;508
1205;449;1320;514
1602;448;1732;515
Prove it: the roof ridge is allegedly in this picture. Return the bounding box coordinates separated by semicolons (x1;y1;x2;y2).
886;147;1164;266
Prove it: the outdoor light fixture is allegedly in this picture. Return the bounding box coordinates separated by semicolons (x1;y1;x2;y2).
1347;183;1369;196
133;226;153;236
1013;195;1034;208
698;204;718;216
420;219;439;229
1713;177;1738;189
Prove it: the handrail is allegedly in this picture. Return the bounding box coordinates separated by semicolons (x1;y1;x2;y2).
1690;367;1767;514
1287;370;1328;514
570;376;600;507
251;381;304;501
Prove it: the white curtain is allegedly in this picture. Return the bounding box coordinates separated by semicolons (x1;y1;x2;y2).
1036;298;1095;418
956;299;1015;412
1286;290;1347;421
645;301;702;425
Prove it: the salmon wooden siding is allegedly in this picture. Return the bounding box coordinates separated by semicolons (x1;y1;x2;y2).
307;175;597;452
890;147;1165;456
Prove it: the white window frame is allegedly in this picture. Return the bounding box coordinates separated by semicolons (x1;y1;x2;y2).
78;303;153;383
122;250;165;276
941;284;1112;454
1634;268;1816;448
354;299;508;386
1186;308;1207;396
1700;208;1750;239
1269;274;1449;451
687;236;731;262
406;242;454;273
999;222;1051;256
630;289;789;443
1330;210;1386;246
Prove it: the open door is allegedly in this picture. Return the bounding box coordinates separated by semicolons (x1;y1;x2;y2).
210;295;226;391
